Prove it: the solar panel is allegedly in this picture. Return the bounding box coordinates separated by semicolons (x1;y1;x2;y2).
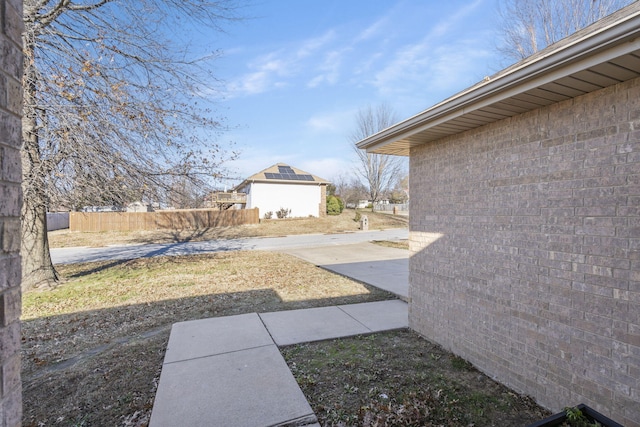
264;170;315;181
278;166;295;174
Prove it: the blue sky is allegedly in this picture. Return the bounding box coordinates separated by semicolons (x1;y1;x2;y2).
204;0;507;187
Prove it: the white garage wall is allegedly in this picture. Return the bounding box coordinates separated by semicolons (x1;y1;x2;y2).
248;182;321;218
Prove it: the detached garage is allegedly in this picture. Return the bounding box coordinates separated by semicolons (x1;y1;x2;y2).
234;163;330;218
358;4;640;426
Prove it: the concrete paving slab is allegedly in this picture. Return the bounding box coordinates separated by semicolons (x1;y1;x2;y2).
285;242;407;265
339;300;408;331
260;306;371;346
164;313;274;363
149;345;317;427
283;243;409;300
326;259;409;299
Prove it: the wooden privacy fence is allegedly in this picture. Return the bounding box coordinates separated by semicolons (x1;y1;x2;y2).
70;208;259;232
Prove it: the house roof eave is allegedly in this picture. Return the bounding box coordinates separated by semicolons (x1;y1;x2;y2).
357;3;640;156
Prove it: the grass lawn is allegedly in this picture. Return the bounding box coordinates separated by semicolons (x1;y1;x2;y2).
22;251;393;426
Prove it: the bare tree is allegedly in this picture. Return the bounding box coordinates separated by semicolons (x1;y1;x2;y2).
331;173;368;207
350;104;407;208
166;176;208;209
497;0;633;62
22;0;241;290
389;174;409;204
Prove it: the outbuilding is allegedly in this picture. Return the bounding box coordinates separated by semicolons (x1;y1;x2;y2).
358;4;640;426
234;163;330;218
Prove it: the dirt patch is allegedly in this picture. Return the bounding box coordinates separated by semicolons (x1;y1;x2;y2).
48;209;408;248
23;332;167;427
281;331;550;426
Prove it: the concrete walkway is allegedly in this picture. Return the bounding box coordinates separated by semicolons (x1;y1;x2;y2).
149;240;410;426
149;300;408;427
282;242;409;300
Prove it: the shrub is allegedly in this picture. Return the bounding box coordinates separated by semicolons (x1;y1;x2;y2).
354;210;361;223
326;196;342;216
276;207;291;219
264;211;273;219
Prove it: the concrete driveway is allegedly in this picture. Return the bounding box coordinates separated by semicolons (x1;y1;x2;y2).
50;228;408;264
282;242;409;300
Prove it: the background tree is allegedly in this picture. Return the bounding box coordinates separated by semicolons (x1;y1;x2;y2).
350;104;407;209
166;177;209;209
388;174;409;204
332;173;368;208
497;0;633;62
22;0;241;290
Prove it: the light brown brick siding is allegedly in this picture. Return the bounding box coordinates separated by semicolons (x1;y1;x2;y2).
0;0;23;425
409;76;640;426
319;184;327;218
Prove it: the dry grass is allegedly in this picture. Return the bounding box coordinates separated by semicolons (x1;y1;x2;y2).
48;209;409;248
370;239;409;250
282;332;550;426
22;251;393;426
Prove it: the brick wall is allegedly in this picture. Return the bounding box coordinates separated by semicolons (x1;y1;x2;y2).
0;0;22;425
319;184;327;218
409;77;640;426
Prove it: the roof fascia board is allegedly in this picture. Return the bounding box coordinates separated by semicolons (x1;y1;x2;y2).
357;10;640;152
248;179;328;185
404;38;640;139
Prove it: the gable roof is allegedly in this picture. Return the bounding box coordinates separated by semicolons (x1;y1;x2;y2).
357;2;640;156
234;163;330;190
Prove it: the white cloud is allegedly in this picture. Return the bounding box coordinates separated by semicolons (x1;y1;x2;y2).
353;51;384;77
305;108;357;133
225;30;339;98
354;16;388;43
367;0;491;100
231;71;270;95
371;40;429;90
296;30;336;59
372;38;491;104
298;157;354;182
422;0;485;39
307;49;347;88
225;51;294;97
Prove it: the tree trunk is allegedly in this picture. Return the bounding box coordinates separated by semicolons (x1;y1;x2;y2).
21;36;59;291
20;188;58;291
